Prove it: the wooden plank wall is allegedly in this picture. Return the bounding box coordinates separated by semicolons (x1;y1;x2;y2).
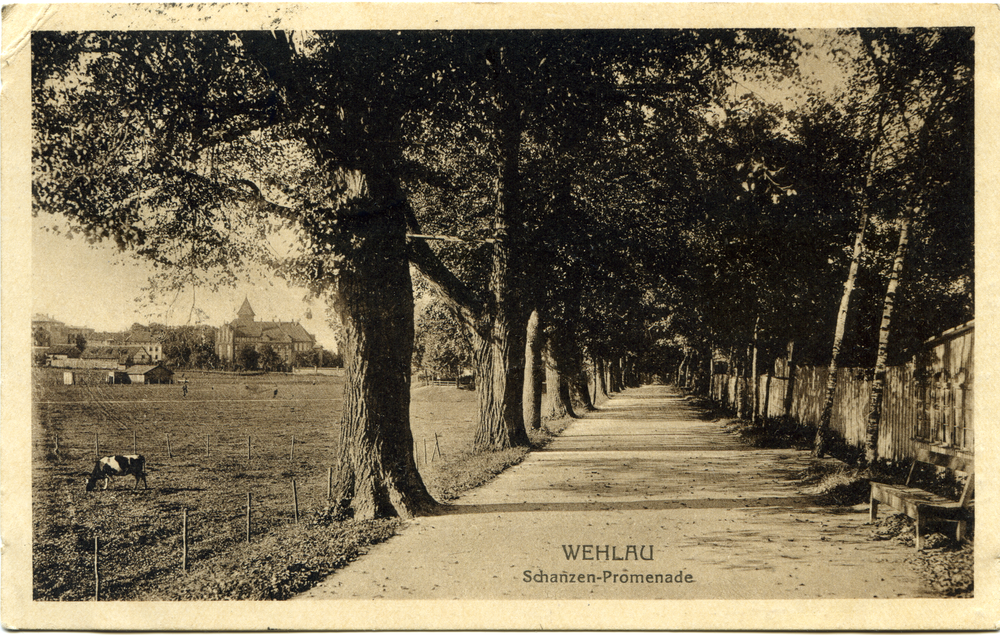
710;326;973;462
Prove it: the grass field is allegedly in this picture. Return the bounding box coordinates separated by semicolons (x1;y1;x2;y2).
32;367;549;600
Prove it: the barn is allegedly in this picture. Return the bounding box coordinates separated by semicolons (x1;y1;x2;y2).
125;364;174;385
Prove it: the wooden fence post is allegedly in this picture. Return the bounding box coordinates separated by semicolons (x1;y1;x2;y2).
327;467;333;501
182;509;188;571
166;434;172;459
424;439;428;464
434;433;443;459
246;493;251;543
133;430;137;455
206;434;210;458
290;436;295;461
95;433;99;459
247;435;251;461
93;536;100;601
292;480;299;524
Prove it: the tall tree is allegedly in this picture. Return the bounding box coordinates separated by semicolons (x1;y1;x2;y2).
33;31;442;518
860;28;973;465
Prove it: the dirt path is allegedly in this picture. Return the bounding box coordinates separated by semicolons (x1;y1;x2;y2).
294;385;930;600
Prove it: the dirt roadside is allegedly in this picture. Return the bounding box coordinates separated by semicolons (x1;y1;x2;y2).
294;385;930;600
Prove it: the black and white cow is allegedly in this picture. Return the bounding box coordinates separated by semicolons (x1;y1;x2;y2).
86;455;148;491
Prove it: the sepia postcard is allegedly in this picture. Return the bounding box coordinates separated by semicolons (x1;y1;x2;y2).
3;2;999;631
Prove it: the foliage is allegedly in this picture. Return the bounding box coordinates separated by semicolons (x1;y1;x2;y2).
33;326;51;347
413;295;472;379
257;344;283;372
237;345;260;372
162;325;218;369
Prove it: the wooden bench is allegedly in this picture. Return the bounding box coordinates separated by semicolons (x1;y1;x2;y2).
870;441;974;550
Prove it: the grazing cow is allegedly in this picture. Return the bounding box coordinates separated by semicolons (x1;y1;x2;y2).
86;455;148;492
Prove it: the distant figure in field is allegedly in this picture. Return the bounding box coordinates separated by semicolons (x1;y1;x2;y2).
182;384;188;397
273;388;278;399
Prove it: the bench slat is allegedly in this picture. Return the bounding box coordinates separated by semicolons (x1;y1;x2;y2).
911;441;973;473
870;444;974;550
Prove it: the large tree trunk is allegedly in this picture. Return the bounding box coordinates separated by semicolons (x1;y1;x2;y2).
750;315;761;426
331;174;437;520
523;308;543;430
471;301;529;450
813;209;869;457
864;214;912;466
609;357;623;393
596;357;609;402
548;322;595;412
471;44;530;452
542;340;575;419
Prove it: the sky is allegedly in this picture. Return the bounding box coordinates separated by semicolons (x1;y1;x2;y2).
32;214;343;350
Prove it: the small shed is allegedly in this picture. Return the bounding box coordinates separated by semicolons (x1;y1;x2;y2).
107;370;131;384
125;364;174;385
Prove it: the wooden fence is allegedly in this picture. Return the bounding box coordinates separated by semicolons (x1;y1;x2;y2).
710;321;973;463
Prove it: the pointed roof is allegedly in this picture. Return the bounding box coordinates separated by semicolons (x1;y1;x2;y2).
237;298;255;321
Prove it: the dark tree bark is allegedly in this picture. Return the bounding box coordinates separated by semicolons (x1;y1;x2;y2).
542;340;575;419
610;357;624;393
471;45;530;451
750;315;761;426
548;321;595;412
330;174;437;519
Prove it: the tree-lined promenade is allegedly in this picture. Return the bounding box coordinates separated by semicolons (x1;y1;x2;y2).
33;28;973;519
295;385;932;601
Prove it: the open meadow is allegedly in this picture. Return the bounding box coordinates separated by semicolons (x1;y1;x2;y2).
31;368;494;600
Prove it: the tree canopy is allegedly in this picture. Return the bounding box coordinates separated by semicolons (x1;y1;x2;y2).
33;28;973;517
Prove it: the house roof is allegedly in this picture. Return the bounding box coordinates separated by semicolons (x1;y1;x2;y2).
82;345;151;359
81;347;123;360
125;364;173;375
125;328;159;343
232;321;315;344
90;332;122;343
47;345;82;357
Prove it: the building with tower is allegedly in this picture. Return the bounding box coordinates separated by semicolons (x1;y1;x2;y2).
216;298;317;367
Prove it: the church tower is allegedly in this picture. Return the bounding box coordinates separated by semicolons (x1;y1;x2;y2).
236;298;255;325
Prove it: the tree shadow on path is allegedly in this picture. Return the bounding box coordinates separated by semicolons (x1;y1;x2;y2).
430;495;824;516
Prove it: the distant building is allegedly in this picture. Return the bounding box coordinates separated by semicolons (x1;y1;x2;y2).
89;328;163;362
123;327;164;362
125;364;174;385
216;299;317;367
32;314;93;347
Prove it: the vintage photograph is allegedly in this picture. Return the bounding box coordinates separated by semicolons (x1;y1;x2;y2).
3;3;997;631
